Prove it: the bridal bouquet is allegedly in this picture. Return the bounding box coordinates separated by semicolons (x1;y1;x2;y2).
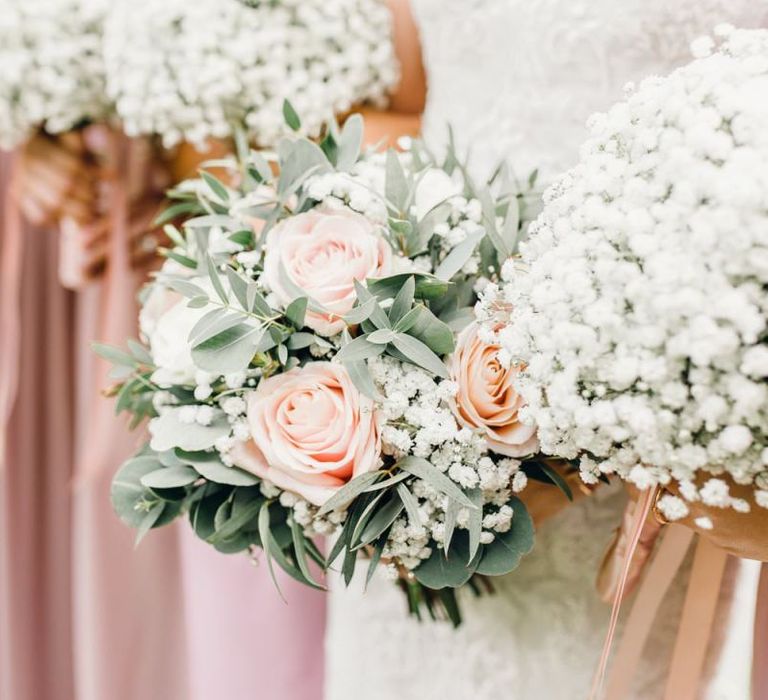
99;112;565;623
484;26;768;524
0;0;110;149
103;0;398;148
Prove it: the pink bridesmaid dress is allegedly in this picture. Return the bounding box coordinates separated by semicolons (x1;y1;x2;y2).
1;137;328;700
0;150;77;700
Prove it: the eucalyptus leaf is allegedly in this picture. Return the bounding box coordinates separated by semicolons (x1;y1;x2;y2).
413;531;479;589
367;273;449;302
388;275;415;325
282;99;301;131
336;113;363;171
467;488;483;563
443;499;460;553
362;471;410;492
177;450;259;486
402;306;455;355
352;280;390;328
397;483;422;528
317;471;383;516
439;306;475;332
225;267;249;310
475;497;534;576
200;172;229;202
391;333;449;378
502;194;520;253
206;255;229;303
358;495;404;547
334;335;386;364
286;332;315;350
166;279;208;300
365;537;386;589
290;517;325;589
398;456;475;509
192;323;264;373
285;297;308;328
140;465;198;489
189;312;244;347
434;231;485;281
134;502;165;547
343;298;377;325
93;343;137;368
111;456;162;528
479;189;511;260
385;149;409;212
343;359;382;401
258;503;287;601
367;328;396;345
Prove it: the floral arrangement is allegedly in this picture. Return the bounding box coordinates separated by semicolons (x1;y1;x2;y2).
98;112;568;623
103;0;399;148
0;0;110;149
483;26;768;525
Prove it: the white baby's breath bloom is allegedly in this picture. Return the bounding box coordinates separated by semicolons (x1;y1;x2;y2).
0;0;110;148
104;0;399;148
493;28;768;512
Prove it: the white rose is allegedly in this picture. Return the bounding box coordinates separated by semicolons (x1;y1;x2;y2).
143;277;214;386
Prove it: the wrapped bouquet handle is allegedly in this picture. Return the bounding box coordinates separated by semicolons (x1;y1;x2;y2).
590;489;729;700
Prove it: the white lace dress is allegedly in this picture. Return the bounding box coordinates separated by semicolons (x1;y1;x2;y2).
324;2;768;699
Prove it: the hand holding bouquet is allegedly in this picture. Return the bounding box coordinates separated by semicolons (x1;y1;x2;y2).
99;111;570;623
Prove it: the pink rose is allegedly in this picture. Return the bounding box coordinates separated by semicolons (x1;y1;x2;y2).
262;207;392;336
230;362;381;506
449;322;538;457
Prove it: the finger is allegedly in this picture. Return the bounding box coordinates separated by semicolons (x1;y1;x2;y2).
18;196;52;227
25;135;84;174
21;160;73;199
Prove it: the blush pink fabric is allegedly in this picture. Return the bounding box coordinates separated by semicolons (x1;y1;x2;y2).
0;151;77;700
180;530;326;700
1;139;328;700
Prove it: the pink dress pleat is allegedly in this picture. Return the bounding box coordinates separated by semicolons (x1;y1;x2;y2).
0;152;77;700
69;135;189;700
180;530;326;700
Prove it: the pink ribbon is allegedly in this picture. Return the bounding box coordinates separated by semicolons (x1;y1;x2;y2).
603;525;695;700
589;486;657;700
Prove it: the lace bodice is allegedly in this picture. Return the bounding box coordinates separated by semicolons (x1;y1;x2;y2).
325;2;767;699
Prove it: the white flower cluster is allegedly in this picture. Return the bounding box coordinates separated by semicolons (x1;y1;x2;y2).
103;0;398;148
0;0;110;149
367;355;524;568
489;26;768;513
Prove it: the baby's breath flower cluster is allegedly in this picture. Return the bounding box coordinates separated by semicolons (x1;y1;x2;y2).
103;0;398;148
369;355;525;569
0;0;110;149
488;26;768;518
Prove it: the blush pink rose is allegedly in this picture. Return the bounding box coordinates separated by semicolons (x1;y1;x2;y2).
262;207;391;336
229;362;381;506
449;322;538;457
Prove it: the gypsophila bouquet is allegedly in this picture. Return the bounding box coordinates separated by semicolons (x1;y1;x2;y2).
482;26;768;526
103;0;398;149
0;0;110;149
97;112;569;624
